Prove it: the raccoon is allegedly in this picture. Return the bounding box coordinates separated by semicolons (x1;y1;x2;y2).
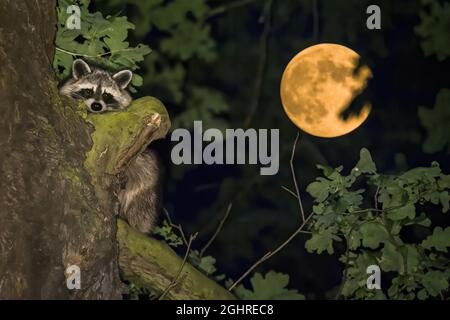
60;59;161;233
59;59;132;112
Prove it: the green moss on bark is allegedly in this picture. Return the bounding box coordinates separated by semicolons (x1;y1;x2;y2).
117;219;236;300
84;96;171;178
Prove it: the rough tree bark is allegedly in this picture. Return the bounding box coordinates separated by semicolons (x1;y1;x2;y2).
0;0;125;299
0;0;235;300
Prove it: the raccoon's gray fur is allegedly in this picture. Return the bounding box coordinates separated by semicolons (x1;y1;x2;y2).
59;59;132;112
60;59;161;233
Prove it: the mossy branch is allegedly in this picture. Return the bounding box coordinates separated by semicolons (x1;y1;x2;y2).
117;219;236;300
84;96;171;177
82;96;234;300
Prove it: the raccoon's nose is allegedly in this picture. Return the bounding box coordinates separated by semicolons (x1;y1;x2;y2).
91;102;103;112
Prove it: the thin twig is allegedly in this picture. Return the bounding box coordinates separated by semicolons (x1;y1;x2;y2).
243;0;274;127
55;46;144;58
281;185;298;199
163;207;174;225
200;138;327;237
200;203;233;257
228;213;314;291
163;208;188;247
334;226;357;300
374;186;380;211
351;208;383;214
351;200;420;215
290;132;306;222
206;0;261;19
228;132;310;291
159;233;197;300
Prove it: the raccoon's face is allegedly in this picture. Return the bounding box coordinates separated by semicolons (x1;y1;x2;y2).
60;59;133;113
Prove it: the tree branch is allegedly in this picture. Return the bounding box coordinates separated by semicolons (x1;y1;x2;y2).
163;208;189;247
85;96;233;300
290;132;306;222
228;213;314;291
200;203;233;257
244;0;274;127
84;96;171;178
84;89;329;300
228;133;311;291
117;219;236;300
206;0;261;19
159;233;197;300
55;46;148;58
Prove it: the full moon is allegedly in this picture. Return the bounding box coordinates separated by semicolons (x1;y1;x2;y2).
280;43;372;138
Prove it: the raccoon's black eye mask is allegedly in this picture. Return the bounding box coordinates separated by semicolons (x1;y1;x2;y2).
77;88;94;98
102;92;115;104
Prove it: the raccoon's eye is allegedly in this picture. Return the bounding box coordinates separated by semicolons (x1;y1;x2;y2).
79;88;94;97
102;92;115;103
102;92;113;100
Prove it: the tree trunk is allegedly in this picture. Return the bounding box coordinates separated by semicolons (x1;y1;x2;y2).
0;1;234;300
0;0;123;299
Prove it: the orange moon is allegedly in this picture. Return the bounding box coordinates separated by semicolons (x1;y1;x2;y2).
280;43;372;138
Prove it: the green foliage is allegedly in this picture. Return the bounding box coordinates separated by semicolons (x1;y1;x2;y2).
418;89;450;154
233;271;305;300
305;229;341;254
54;0;151;91
359;222;388;249
415;0;450;61
154;218;305;298
306;148;450;299
153;220;184;247
422;227;450;252
95;0;226;130
154;221;225;280
101;0;210;51
188;250;224;280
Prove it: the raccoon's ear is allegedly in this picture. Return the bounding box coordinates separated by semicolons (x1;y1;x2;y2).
113;70;133;89
73;59;92;79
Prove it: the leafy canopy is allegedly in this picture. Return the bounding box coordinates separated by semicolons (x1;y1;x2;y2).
54;0;151;91
306;148;450;299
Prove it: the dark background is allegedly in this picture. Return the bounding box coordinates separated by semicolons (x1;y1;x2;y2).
92;0;450;298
